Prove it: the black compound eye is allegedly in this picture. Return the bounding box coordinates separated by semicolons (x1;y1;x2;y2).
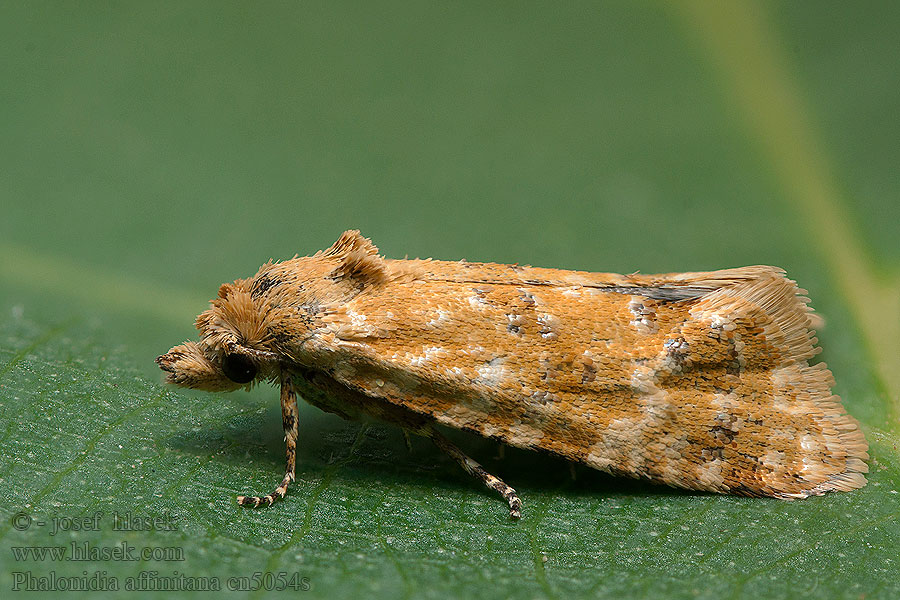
221;353;257;384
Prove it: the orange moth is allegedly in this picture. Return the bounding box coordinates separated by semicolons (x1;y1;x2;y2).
157;231;868;518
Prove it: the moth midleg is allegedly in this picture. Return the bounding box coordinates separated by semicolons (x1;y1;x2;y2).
237;371;299;508
427;427;522;519
402;430;414;452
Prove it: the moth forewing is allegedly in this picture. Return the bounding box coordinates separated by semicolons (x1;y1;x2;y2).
158;230;868;517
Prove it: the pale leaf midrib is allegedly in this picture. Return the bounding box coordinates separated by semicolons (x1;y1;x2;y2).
671;0;900;425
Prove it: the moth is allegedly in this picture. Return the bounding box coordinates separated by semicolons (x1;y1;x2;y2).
157;230;868;518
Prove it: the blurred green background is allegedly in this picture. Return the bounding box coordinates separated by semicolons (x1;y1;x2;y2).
1;2;898;599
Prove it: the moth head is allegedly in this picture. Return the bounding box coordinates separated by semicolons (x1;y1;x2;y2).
158;230;391;390
156;341;276;391
157;280;282;391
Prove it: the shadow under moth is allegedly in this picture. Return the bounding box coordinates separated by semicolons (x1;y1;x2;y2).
157;230;868;518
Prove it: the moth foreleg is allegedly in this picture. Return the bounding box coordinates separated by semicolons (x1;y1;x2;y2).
427;428;522;519
237;371;299;508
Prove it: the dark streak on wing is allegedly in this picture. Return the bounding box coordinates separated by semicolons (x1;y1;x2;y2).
596;286;712;301
427;278;711;302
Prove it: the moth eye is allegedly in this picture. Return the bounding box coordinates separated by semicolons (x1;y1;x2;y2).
221;353;257;384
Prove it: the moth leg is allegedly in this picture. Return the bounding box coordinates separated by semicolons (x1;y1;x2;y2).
237;371;298;508
402;430;414;453
426;428;522;519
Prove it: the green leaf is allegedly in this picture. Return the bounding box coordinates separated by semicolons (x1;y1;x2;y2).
1;2;898;599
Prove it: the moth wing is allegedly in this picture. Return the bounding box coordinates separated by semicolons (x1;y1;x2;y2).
313;262;867;498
